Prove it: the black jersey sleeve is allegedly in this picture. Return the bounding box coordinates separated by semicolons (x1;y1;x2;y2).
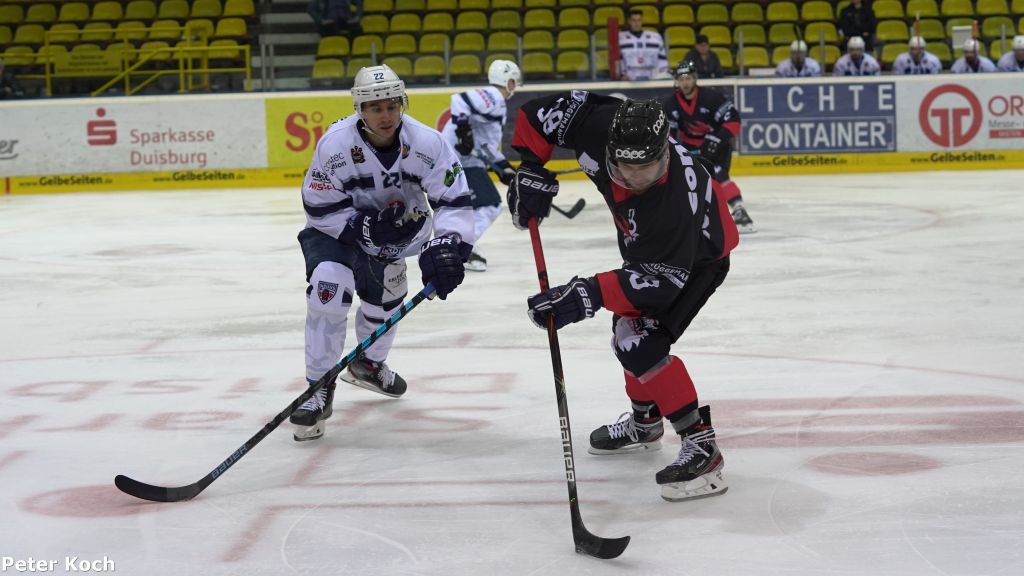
511;90;622;164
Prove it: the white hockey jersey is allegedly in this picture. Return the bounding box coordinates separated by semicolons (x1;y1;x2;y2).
619;29;668;80
441;85;508;170
775;57;822;77
951;56;997;73
891;51;943;74
832;53;881;76
301;114;476;258
996;52;1024;72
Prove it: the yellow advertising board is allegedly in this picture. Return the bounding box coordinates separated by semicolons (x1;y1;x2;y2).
264;93;459;169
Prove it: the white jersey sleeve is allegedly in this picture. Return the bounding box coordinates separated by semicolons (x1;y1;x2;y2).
951;56;998;73
996;52;1024;72
775;57;822;77
619;30;668;80
441;85;508;170
833;54;881;76
892;52;943;74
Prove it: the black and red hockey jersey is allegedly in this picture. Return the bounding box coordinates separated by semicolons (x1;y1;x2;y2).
511;90;739;330
661;87;741;151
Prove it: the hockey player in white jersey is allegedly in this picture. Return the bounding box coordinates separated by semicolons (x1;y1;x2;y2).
996;35;1024;72
618;9;669;80
833;36;881;76
441;59;521;272
951;39;997;73
892;36;943;75
774;40;821;77
292;64;474;441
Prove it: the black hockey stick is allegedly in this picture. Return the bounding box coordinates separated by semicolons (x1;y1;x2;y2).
474;144;587;218
114;283;437;503
526;218;630;560
551;198;586;219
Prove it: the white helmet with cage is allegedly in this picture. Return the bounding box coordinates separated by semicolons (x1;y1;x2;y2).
1012;35;1024;51
963;38;980;53
847;36;866;51
909;36;926;49
488;59;522;96
789;40;808;53
352;64;408;118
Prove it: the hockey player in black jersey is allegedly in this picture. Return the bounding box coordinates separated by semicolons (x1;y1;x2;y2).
662;60;756;233
507;93;738;501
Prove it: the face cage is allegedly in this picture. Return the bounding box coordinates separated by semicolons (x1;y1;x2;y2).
606;145;670;191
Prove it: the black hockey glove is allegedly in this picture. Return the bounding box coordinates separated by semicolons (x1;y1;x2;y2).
419;234;467;300
345;204;426;260
454;122;474;156
527;276;602;330
507;161;559;230
700;129;731;164
494;159;516;186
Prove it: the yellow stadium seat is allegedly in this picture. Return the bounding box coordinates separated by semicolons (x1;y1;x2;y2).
125;1;158;21
633;5;659;25
560;0;589;7
594;27;608;48
413;54;445;79
14;24;45;44
187;19;215;40
699;25;731;46
418;32;448;53
769;23;798;44
810;44;840;65
363;0;393;12
524;9;556;29
318;36;350;58
0;26;12;45
492;0;523;8
595;48;608;72
115;20;148;41
766;2;799;22
71;43;103;56
979;0;1010;15
36;43;69;66
556;50;588;76
427;0;457;10
874;0;905;18
881;43;904;65
352;35;384;56
945;17;974;37
772;45;790;65
345;57;373;78
983;16;1015;37
390;14;421;33
1020;16;1024;32
740;46;770;68
802;1;834;21
89;2;122;23
450;54;481;76
223;0;256;18
381;56;412;77
488;31;518;51
666;25;696;48
360;15;388;34
525;0;555;7
696;4;729;24
47;23;80;43
60;2;92;23
453;32;485;53
485;52;516;70
2;46;35;66
668;46;688;66
712;47;733;69
192;0;222;19
149;20;182;40
384;33;416;54
456;11;487;30
907;0;940;17
930;42;952;62
1014;0;1024;14
395;0;425;10
941;0;974;17
733;24;766;45
25;4;57;25
215;18;248;39
915;19;946;39
490;10;521;30
990;38;1006;58
208;38;241;60
458;0;488;6
81;22;114;41
557;28;589;49
422;12;453;32
732;2;764;23
662;5;695;25
592;7;623;26
876;20;910;42
139;40;172;63
522;51;554;75
0;6;25;26
158;0;190;20
558;8;590;28
312;58;344;81
523;29;554;50
805;22;839;43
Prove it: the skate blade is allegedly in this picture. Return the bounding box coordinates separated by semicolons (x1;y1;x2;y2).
341;373;403;398
465;261;487;272
293;421;325;442
660;468;728;502
736;222;757;234
587;441;662;455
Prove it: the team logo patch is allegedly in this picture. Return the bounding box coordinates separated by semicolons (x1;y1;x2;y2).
317;281;338;304
401;143;411;159
351;146;365;164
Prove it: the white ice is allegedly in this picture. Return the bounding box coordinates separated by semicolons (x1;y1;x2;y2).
2;170;1023;576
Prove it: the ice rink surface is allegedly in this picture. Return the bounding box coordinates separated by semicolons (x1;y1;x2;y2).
2;170;1023;575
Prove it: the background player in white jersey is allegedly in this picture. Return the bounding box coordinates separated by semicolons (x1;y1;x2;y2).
892;36;943;75
292;64;474;441
618;8;669;80
775;40;821;77
952;39;997;73
996;35;1024;72
441;60;522;272
833;36;881;76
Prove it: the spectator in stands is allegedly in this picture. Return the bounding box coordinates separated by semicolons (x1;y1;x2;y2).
682;34;724;79
0;58;25;100
892;36;943;74
308;0;361;37
996;35;1024;72
833;36;881;76
618;8;669;80
775;40;821;77
838;0;876;53
952;39;997;73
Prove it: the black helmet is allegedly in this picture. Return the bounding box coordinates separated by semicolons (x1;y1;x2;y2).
674;60;697;78
606;99;669;166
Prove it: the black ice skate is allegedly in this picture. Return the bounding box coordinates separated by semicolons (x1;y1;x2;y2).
341;359;407;398
290;380;336;442
656;406;727;501
588;412;664;455
465;251;487;272
729;200;757;234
